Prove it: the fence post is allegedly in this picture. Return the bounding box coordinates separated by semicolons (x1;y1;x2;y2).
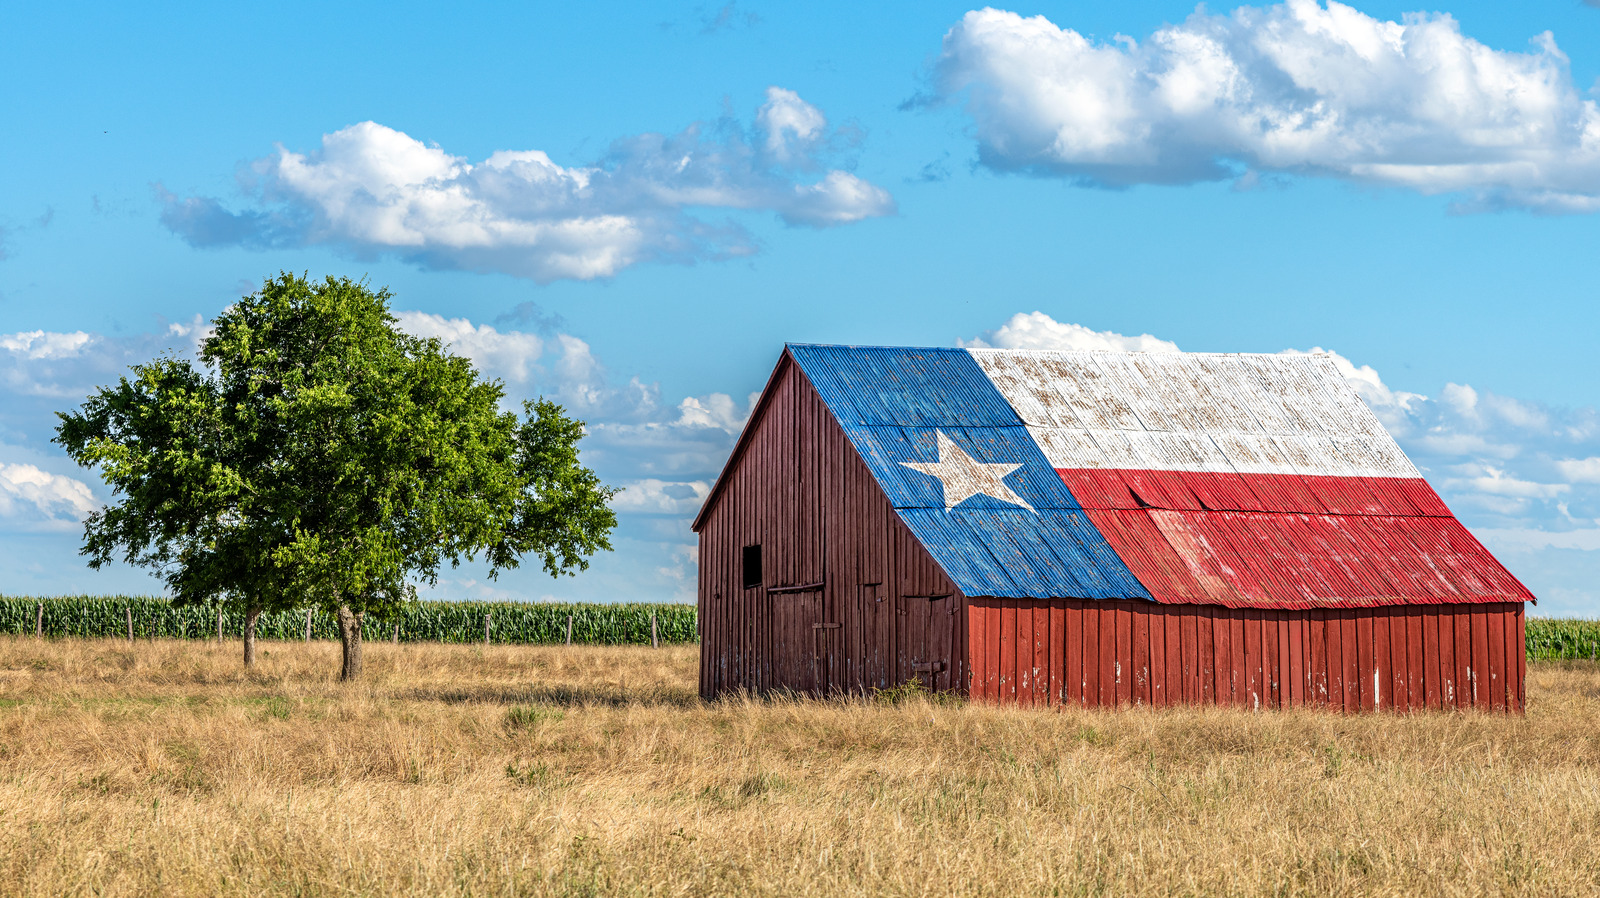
125;606;133;643
484;612;491;646
392;622;400;645
304;608;312;642
565;614;573;646
651;610;658;649
35;602;43;639
217;610;224;645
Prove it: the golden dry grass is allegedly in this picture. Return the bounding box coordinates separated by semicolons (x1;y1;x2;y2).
1;638;1598;897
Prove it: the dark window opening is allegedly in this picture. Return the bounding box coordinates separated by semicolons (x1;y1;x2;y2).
742;545;762;590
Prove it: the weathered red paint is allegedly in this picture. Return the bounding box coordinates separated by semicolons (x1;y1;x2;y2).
964;599;1524;712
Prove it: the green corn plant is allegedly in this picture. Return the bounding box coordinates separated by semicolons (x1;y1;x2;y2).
0;596;697;645
1525;618;1600;661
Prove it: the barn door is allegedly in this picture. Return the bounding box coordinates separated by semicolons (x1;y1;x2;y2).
852;582;891;691
901;594;956;691
812;619;842;696
771;590;823;694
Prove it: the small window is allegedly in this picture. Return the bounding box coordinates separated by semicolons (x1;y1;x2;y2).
742;545;762;590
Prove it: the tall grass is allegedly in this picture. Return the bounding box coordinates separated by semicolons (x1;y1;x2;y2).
0;595;695;644
1;638;1598;896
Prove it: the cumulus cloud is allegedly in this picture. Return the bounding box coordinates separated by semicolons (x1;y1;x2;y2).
1556;457;1600;484
959;310;1182;352
611;479;712;514
0;462;96;529
394;311;547;387
160;91;894;282
0;318;207;448
935;2;1600;212
758;87;828;166
0;330;94;362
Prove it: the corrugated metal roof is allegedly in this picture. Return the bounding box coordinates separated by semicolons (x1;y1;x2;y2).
784;343;1533;610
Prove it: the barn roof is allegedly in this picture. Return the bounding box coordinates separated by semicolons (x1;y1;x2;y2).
699;344;1533;610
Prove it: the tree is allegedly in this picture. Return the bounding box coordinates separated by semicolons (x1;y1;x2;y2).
56;273;618;677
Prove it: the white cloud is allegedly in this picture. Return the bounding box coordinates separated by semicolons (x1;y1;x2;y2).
394;310;546;386
1478;528;1600;553
959;310;1182;352
759;87;827;166
0;322;205;417
1444;464;1571;500
1556;457;1600;484
612;479;712;514
936;3;1600;212
160;90;894;282
0;330;93;360
784;171;896;226
0;463;95;528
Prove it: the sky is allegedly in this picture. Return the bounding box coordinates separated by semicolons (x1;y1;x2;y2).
3;0;1600;614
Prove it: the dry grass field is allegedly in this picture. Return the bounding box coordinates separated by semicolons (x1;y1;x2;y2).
1;638;1599;897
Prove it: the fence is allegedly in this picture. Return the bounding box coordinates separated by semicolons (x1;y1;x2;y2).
0;596;696;646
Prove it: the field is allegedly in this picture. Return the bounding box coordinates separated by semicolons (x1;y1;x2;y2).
2;638;1599;896
0;596;697;645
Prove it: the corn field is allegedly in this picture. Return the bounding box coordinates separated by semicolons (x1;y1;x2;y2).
1525;617;1600;661
4;598;1596;658
0;596;696;645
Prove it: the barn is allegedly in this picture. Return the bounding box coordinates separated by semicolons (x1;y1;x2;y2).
692;345;1533;712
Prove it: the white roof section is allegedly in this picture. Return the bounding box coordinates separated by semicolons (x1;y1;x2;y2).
967;350;1420;479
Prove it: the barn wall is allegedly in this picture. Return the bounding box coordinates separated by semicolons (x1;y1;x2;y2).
698;358;964;698
967;599;1525;712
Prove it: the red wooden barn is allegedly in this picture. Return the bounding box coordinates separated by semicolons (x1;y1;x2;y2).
692;345;1533;711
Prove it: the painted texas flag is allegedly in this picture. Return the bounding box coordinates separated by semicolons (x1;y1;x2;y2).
787;344;1532;610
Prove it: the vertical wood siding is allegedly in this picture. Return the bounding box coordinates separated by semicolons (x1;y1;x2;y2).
965;599;1525;712
698;360;964;699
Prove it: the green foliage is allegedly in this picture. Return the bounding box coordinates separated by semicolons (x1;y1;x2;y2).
1525;618;1600;661
0;597;696;645
53;272;617;630
505;706;565;730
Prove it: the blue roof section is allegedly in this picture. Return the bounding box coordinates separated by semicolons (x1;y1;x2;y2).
789;344;1151;601
789;345;1021;427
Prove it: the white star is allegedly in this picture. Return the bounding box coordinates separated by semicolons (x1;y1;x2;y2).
900;431;1035;512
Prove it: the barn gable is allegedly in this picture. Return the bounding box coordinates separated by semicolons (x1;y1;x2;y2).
693;353;967;696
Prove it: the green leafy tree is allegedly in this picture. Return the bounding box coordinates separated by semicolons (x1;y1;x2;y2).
56;273;618;678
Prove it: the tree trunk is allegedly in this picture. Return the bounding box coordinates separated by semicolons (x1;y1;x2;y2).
243;605;262;667
337;605;364;681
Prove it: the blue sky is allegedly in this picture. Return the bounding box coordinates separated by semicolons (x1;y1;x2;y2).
4;0;1600;613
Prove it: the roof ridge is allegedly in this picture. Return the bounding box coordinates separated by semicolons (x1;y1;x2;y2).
786;342;1333;359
